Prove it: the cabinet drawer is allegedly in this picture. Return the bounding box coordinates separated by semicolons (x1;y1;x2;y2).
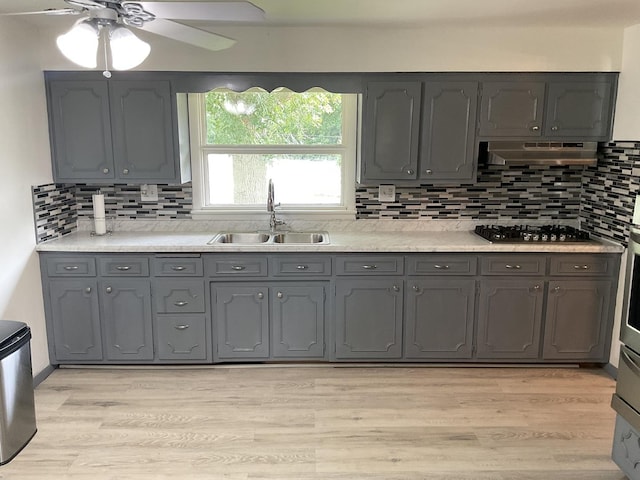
154;280;205;313
205;256;267;277
480;255;545;275
155;315;208;361
46;256;96;276
270;256;331;276
153;257;203;276
99;256;149;276
549;255;615;276
408;255;477;275
335;256;404;275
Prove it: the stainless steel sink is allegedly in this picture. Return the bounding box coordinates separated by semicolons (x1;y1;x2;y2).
272;232;328;244
208;233;270;244
208;231;329;245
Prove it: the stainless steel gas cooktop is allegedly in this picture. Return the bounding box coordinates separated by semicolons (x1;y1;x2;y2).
474;225;591;243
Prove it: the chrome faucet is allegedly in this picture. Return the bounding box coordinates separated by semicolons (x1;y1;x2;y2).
267;179;285;232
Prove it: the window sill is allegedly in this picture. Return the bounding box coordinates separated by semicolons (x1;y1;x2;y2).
190;209;356;221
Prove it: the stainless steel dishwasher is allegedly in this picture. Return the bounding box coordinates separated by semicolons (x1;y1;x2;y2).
0;320;36;464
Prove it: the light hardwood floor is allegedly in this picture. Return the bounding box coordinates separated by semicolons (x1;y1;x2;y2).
0;365;627;479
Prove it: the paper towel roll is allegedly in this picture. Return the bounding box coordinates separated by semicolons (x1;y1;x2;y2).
634;195;640;226
92;192;107;235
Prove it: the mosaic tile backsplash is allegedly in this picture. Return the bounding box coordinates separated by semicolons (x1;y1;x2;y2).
31;142;640;245
580;142;640;246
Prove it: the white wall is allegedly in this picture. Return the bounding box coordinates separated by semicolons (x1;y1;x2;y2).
613;24;640;140
38;24;624;72
0;18;54;376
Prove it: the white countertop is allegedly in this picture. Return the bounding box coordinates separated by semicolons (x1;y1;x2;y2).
35;229;624;254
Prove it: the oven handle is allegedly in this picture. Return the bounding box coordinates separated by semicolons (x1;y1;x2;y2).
622;346;640;376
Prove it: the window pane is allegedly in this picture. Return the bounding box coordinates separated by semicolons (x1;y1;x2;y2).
205;89;343;145
206;154;342;205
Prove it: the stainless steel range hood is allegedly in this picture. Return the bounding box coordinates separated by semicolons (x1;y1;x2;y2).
487;141;598;166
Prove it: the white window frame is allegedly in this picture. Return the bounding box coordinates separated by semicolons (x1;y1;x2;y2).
188;91;358;220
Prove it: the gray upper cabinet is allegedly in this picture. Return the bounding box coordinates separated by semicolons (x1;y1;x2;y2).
361;81;421;181
48;80;114;181
45;74;190;184
419;82;478;182
479;82;546;137
544;81;613;139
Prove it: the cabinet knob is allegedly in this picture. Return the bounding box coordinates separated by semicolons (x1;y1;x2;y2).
257;292;264;299
106;286;112;294
425;169;433;175
551;126;559;131
412;285;420;292
554;286;561;293
406;169;415;175
533;284;540;291
174;324;189;330
392;285;400;292
85;287;92;294
102;168;109;174
531;126;540;131
122;169;129;175
277;292;283;299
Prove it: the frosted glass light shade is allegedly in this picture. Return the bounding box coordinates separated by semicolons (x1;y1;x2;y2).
56;21;99;68
109;27;150;70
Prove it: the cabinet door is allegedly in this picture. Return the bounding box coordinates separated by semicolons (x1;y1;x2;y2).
271;284;325;359
544;81;613;139
48;280;103;361
479;82;545;137
335;279;403;359
156;315;208;361
477;278;544;359
405;278;475;359
420;82;478;182
100;279;154;361
214;285;269;359
109;80;176;181
543;280;612;360
48;80;114;181
361;82;421;181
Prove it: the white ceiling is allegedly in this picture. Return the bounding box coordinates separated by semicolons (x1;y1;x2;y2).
3;0;640;28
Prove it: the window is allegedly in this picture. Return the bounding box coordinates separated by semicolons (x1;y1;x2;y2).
189;88;357;218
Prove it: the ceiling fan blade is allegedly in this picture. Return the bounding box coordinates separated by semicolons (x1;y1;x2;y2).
0;8;80;16
139;18;237;51
139;1;264;22
65;0;105;9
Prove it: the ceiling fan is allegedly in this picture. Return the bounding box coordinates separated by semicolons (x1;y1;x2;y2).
3;0;265;73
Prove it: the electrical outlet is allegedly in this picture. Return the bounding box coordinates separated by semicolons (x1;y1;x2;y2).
140;184;158;202
378;184;396;202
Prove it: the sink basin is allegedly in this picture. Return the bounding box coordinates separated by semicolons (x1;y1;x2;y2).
208;231;329;245
272;232;329;244
208;233;270;244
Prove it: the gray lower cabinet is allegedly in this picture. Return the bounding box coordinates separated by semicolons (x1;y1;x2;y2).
476;278;545;359
47;279;103;362
404;278;475;359
100;279;153;361
155;315;208;361
542;279;613;360
334;279;404;359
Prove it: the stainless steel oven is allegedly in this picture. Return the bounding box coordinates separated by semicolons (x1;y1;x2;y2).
621;228;640;352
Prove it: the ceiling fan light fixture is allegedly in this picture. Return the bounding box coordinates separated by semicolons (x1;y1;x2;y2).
56;20;99;68
109;26;150;70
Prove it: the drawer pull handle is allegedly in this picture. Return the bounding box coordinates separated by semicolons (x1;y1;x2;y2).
296;265;308;270
116;266;131;271
277;292;283;299
505;264;522;270
231;265;246;271
174;301;188;307
362;265;377;270
573;265;590;270
171;266;186;271
64;265;79;271
174;325;189;330
433;264;450;270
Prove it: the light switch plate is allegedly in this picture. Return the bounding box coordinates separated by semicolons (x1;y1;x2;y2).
140;184;158;202
378;184;396;202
